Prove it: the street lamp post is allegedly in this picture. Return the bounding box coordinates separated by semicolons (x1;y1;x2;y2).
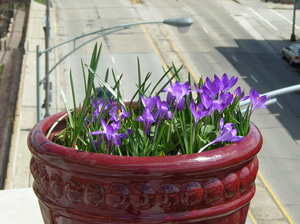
37;17;194;122
44;0;51;116
291;0;297;42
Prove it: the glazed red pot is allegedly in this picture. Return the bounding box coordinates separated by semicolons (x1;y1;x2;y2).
28;111;262;224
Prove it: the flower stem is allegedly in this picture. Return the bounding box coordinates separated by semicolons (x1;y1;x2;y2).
167;105;177;142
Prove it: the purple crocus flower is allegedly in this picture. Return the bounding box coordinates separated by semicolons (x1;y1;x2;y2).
163;81;191;111
90;119;131;153
216;118;244;143
153;97;172;140
200;92;220;115
90;97;105;121
190;101;207;125
119;106;132;120
195;77;220;100
232;87;249;102
86;97;112;124
90;119;121;153
141;95;157;111
198;118;244;153
206;75;221;97
110;106;131;122
249;88;268;114
194;85;213;98
155;96;172;121
108;104;119;122
136;108;156;136
215;92;233;113
174;86;190;111
163;81;176;104
109;109;119;122
220;73;238;93
190;101;208;143
200;91;213;109
91;98;114;121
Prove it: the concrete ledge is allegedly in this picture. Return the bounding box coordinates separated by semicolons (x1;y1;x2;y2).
0;188;43;224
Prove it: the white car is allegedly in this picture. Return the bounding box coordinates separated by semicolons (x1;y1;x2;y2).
282;44;300;65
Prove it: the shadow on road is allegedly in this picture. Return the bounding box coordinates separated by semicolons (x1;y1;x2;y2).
216;38;300;141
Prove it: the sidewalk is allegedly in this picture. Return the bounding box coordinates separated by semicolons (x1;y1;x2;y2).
2;1;292;223
4;0;57;189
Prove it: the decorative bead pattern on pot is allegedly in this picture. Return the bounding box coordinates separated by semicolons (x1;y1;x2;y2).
39;164;50;193
65;179;83;204
181;182;204;207
250;157;259;184
50;173;64;199
30;156;259;213
131;184;156;210
239;167;251;194
157;184;180;210
223;173;239;200
106;184;131;209
204;178;224;204
84;183;105;207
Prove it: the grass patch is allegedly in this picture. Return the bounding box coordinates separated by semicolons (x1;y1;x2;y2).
34;0;46;5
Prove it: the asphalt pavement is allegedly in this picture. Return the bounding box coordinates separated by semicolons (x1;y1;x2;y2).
2;1;295;223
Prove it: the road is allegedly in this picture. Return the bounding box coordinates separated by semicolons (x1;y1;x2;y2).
48;0;300;223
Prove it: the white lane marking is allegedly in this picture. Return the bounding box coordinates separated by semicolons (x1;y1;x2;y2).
231;14;264;40
276;101;284;109
111;56;115;64
251;75;258;83
270;9;300;30
232;56;239;62
183;7;190;12
248;7;278;31
201;25;208;33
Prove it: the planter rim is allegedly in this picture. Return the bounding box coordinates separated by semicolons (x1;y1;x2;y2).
28;111;262;173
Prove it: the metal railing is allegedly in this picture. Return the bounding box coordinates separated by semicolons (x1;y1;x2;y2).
240;84;300;109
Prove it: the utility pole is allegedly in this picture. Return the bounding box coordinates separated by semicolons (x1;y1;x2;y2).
44;0;51;117
291;0;299;42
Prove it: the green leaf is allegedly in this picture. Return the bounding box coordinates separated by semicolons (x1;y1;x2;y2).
60;87;74;129
86;65;126;109
200;124;215;136
46;113;68;139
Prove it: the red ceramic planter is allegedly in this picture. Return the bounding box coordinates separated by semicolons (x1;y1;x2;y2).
28;111;262;224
